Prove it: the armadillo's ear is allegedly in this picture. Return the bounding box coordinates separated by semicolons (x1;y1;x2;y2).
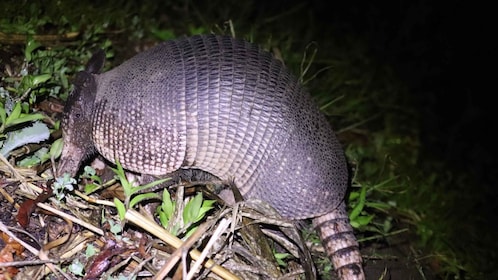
68;71;97;111
85;49;106;74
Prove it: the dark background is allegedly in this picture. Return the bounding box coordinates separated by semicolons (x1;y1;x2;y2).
301;1;495;188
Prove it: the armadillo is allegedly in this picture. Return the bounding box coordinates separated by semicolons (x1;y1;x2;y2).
57;34;365;279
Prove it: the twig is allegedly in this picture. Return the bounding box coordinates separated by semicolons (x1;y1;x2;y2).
36;201;104;235
125;209;239;280
0;153;41;193
153;221;211;279
0;220;72;279
74;189;115;206
186;218;231;280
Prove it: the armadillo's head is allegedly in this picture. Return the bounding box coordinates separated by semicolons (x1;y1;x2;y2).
57;50;105;178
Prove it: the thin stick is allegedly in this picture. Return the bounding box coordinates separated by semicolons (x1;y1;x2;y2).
0;220;71;279
36;202;104;235
125;209;239;280
186;218;231;280
153;222;211;279
0;153;41;193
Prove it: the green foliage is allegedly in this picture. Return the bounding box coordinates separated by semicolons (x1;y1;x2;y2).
0;102;46;134
149;28;176;41
111;159;166;220
53;173;76;201
114;197;126;221
157;190;215;238
68;259;85;276
158;190;178;234
0;121;49;157
182;192;216;237
81;166;104;194
17;137;62;167
274;252;291;267
348;186;374;229
2;38;56;103
107;217;123;237
85;243;97;258
0;32;110;168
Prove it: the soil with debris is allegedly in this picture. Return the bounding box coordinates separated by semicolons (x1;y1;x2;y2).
0;173;435;280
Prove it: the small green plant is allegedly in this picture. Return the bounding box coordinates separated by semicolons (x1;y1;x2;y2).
274;252;291;267
0;101;49;155
157;189;215;238
81;166;104;194
52;173;77;201
348;185;374;229
68;258;85;277
17;138;63;167
107;218;124;237
158;189;178;234
85;243;97;257
182;192;216;237
111;159;168;220
2;39;52;102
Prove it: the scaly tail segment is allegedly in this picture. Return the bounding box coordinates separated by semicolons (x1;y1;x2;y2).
313;203;365;280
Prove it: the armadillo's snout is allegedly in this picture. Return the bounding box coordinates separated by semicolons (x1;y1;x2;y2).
56;141;86;178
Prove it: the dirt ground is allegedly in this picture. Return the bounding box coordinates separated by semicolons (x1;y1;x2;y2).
361;232;436;280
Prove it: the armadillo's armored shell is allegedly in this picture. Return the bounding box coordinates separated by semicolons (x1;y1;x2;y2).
90;35;348;219
58;34;364;279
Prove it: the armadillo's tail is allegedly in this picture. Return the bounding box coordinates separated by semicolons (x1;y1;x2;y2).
312;202;365;280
